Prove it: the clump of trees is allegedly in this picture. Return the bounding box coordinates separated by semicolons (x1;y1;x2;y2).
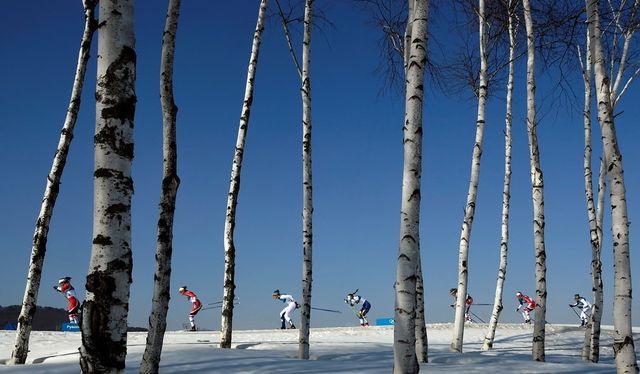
7;1;638;373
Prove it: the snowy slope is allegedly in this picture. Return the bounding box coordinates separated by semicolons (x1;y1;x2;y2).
0;323;637;373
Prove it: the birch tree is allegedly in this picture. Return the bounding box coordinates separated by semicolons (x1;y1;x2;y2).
414;261;428;362
451;0;489;353
273;0;313;358
79;0;136;372
578;32;594;361
606;0;640;109
522;0;548;362
8;0;98;365
590;156;606;361
140;1;181;372
297;0;314;360
355;1;429;359
593;2;640;363
482;0;517;351
394;0;428;372
404;1;428;363
576;28;606;363
220;0;268;350
585;1;638;371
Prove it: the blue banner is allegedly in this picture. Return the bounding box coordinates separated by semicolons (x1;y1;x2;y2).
61;323;80;332
375;317;395;326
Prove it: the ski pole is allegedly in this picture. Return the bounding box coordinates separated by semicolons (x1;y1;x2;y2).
202;302;239;311
469;311;486;323
207;296;239;306
311;307;342;314
348;304;360;317
569;305;581;318
471;303;493;306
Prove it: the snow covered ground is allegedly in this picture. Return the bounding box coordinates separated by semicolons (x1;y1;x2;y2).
0;323;638;373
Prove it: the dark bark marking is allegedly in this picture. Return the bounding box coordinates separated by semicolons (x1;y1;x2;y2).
93;234;113;246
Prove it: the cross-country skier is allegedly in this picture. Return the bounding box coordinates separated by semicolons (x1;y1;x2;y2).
54;277;80;324
450;288;474;322
345;293;371;326
515;291;536;324
272;289;297;329
178;286;202;331
569;293;592;327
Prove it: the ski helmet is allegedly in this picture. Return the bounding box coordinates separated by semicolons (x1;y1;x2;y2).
516;292;522;297
450;288;457;295
273;289;280;295
178;286;187;293
58;277;71;284
574;293;580;299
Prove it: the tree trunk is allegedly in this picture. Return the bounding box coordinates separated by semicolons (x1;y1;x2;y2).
415;260;428;363
79;0;136;372
577;27;605;363
220;0;268;350
482;0;515;352
585;1;638;372
393;0;428;372
298;0;314;360
139;1;181;372
590;156;606;362
452;0;488;353
9;0;97;365
404;1;428;363
522;0;547;362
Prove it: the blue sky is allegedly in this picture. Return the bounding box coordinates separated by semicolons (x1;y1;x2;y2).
0;1;638;332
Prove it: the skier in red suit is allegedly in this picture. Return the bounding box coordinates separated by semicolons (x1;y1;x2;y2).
54;277;80;324
516;291;536;324
178;286;202;331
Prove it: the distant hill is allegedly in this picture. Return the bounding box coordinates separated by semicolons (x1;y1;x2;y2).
0;305;148;332
0;305;68;331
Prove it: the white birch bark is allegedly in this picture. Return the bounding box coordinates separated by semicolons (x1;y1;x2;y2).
298;0;314;360
275;0;302;77
577;29;605;363
404;0;428;362
415;261;428;362
220;0;268;350
482;0;515;351
139;1;180;372
522;0;548;362
452;0;488;353
590;156;606;362
610;0;640;107
404;0;414;72
8;0;98;365
394;0;428;372
585;1;638;371
79;0;136;372
580;0;640;362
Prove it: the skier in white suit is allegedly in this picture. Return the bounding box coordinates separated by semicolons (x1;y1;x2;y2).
569;293;592;327
272;289;297;329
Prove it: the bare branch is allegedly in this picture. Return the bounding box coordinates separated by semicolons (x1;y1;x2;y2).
275;0;303;78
